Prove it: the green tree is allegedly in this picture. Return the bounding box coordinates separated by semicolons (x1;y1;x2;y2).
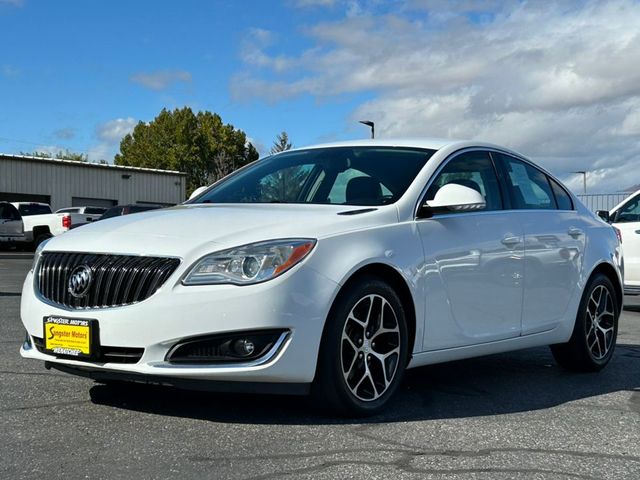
262;131;306;201
270;131;292;154
21;149;88;162
115;107;259;194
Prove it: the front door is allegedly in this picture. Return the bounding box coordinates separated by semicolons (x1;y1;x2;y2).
612;193;640;287
417;150;523;350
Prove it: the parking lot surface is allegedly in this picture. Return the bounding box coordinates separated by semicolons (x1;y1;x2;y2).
1;254;639;479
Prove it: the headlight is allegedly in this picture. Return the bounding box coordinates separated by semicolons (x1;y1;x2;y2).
31;238;51;272
182;239;316;286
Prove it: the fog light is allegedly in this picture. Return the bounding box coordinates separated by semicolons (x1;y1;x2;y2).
166;329;287;364
233;339;256;357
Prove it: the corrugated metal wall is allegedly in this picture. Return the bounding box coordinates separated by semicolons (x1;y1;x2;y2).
576;193;631;212
0;155;186;211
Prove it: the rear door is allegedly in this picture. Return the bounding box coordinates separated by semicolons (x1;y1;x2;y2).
417;150;524;350
611;192;640;288
493;152;585;335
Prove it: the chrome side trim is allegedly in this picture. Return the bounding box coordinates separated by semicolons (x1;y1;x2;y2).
152;331;292;370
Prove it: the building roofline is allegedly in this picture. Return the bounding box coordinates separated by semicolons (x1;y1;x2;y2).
0;153;187;176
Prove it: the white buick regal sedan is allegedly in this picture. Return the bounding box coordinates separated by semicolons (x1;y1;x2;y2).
20;139;624;415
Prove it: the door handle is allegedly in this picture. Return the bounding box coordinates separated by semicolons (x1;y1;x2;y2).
501;235;521;247
568;227;584;238
635;230;640;234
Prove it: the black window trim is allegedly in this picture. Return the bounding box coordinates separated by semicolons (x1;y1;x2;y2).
414;147;505;219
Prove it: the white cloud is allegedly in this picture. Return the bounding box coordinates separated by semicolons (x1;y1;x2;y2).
236;0;640;192
0;0;24;6
240;28;297;73
2;64;20;77
96;117;137;142
88;117;137;162
130;70;192;91
33;145;65;157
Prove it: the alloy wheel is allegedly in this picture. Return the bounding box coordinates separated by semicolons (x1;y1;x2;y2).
340;294;401;401
585;284;615;360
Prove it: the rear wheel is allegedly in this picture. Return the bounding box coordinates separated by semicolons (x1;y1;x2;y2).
551;273;619;372
313;277;409;416
33;233;52;250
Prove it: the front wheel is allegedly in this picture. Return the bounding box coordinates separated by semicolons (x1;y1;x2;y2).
551;273;619;372
313;277;409;416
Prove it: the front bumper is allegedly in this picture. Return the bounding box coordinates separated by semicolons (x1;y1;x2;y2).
20;264;339;385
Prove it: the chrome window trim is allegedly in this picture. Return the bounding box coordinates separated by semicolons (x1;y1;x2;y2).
413;146;576;220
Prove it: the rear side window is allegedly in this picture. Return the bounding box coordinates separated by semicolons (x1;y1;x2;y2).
549;178;573;210
425;150;502;211
18;204;52;216
84;207;107;215
496;154;556;210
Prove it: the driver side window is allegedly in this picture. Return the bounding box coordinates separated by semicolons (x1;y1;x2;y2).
425;150;502;211
615;195;640;223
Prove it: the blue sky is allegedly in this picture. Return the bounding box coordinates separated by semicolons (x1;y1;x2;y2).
0;0;370;158
1;0;640;193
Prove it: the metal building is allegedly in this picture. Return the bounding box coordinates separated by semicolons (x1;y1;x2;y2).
0;153;186;211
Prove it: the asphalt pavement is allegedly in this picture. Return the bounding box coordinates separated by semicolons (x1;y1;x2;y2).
1;254;639;479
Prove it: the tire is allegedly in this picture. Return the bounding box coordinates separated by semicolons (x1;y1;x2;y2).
33;233;52;250
551;273;619;372
312;276;409;416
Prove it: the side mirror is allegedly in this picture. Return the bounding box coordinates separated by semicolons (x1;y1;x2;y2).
596;210;611;222
188;185;209;201
421;183;486;216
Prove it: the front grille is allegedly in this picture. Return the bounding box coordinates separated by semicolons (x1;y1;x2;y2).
32;336;144;364
37;252;180;309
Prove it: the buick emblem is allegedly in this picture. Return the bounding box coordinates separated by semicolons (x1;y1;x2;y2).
68;265;93;298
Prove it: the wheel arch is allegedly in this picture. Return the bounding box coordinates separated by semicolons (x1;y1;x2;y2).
325;262;418;361
587;261;623;312
32;225;51;237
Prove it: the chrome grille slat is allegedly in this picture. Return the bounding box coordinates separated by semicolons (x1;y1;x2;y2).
121;262;143;305
36;253;180;309
132;258;165;301
91;256;111;306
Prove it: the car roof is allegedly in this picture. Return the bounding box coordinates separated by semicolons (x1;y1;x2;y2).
283;138;525;158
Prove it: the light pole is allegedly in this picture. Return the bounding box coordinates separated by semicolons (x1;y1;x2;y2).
359;120;375;139
572;171;587;195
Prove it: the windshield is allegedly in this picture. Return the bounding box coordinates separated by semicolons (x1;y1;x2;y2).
192;146;435;206
18;204;52;216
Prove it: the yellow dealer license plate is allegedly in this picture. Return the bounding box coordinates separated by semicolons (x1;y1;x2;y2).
43;316;96;358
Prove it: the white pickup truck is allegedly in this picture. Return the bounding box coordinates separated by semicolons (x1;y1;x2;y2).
0;202;92;250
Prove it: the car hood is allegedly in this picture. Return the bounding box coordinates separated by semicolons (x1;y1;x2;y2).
44;203;398;257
